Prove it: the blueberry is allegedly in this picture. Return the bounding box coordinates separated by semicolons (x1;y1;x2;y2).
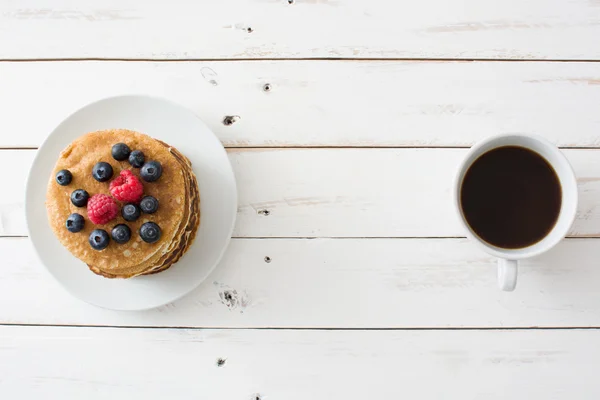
140;161;163;182
70;189;90;207
111;143;131;161
122;203;141;222
66;213;85;233
111;224;131;244
140;196;159;214
92;162;114;182
128;150;145;168
55;169;72;186
89;229;110;250
140;222;161;243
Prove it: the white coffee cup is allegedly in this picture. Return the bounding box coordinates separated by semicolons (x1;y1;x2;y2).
453;134;578;291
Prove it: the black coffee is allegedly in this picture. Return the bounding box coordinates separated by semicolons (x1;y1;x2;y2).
460;146;561;249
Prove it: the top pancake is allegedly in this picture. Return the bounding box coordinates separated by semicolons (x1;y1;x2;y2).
46;129;187;273
88;144;201;278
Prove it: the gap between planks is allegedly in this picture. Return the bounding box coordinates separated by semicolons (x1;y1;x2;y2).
2;323;600;331
7;146;600;150
3;236;600;239
3;58;600;63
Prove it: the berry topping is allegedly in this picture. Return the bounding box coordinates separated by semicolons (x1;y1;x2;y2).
111;143;131;161
89;229;110;250
109;170;144;203
92;162;114;182
56;170;72;186
111;224;132;244
128;150;145;168
70;189;90;207
122;203;141;222
66;213;85;233
87;194;119;225
140;196;159;214
140;161;163;182
140;222;161;243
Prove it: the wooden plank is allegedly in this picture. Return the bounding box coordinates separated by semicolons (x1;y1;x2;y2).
3;237;600;327
1;61;600;148
6;148;600;238
1;0;599;60
1;325;598;399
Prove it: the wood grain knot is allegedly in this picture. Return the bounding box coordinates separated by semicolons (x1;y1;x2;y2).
222;115;240;126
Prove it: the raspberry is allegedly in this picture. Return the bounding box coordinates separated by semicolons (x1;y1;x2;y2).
109;170;144;203
87;194;119;225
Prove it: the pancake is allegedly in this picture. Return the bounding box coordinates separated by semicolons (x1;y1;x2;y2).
137;143;200;274
46;129;200;278
88;143;200;278
89;167;199;278
87;142;194;277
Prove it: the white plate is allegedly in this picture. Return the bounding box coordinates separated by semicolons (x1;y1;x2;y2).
25;95;237;310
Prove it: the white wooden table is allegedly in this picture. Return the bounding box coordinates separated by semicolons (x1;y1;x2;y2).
2;1;600;398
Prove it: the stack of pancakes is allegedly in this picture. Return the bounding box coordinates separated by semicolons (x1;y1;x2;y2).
45;129;200;278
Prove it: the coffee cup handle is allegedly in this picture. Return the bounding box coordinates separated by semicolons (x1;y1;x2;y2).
497;259;517;291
